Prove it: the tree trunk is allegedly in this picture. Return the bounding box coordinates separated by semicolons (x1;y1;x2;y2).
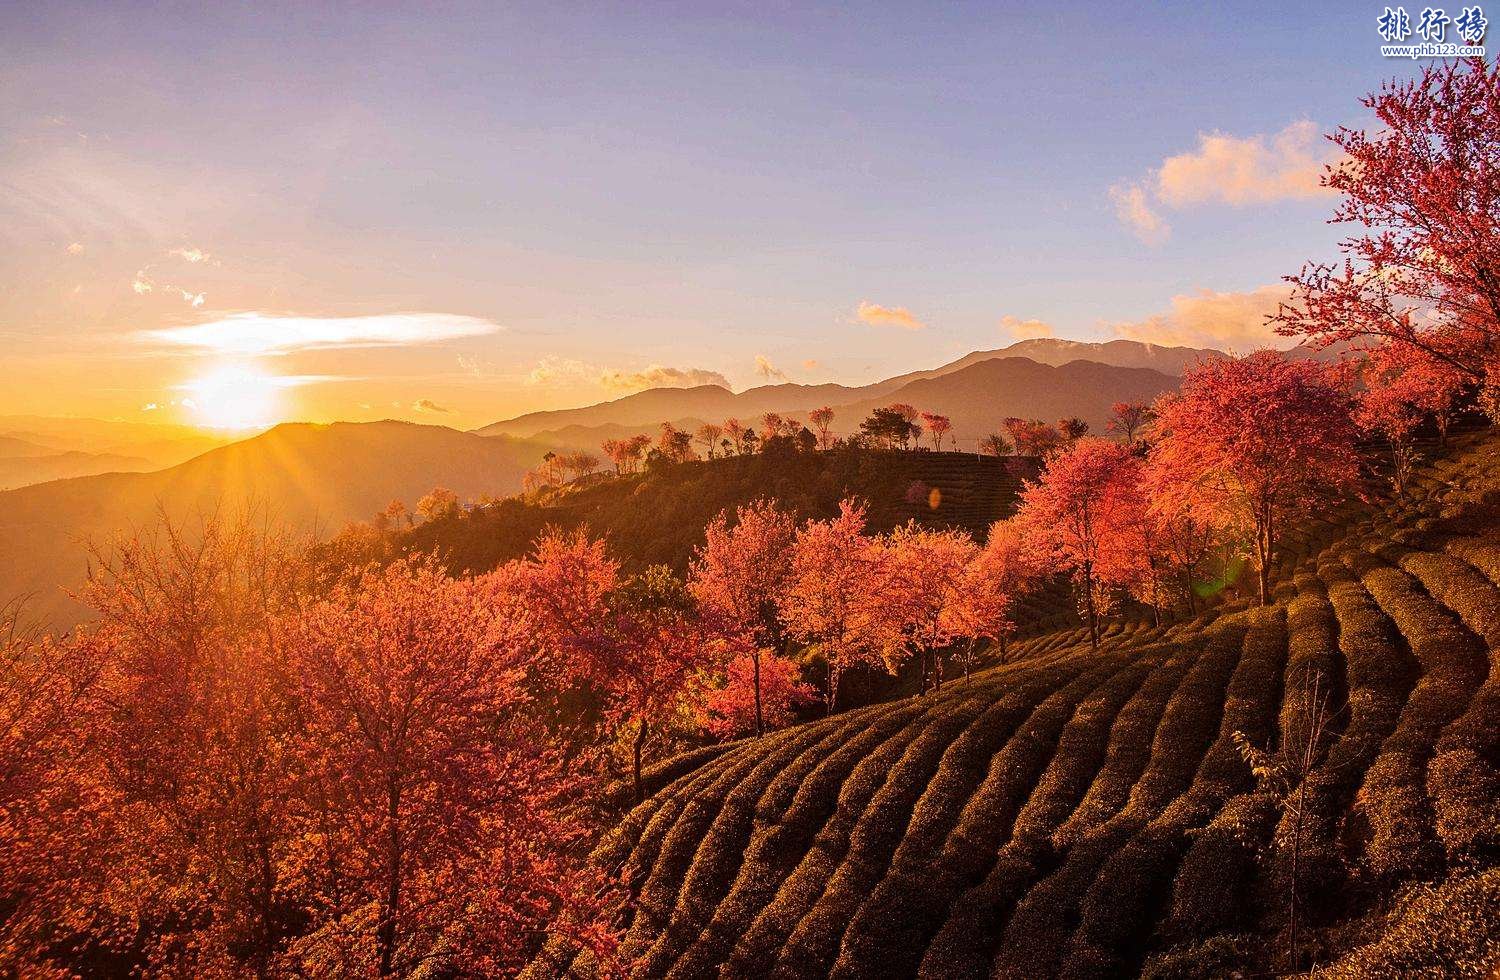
377;783;402;977
633;717;649;804
1083;561;1099;648
752;648;764;738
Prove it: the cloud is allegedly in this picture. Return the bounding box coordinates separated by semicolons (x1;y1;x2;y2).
856;301;925;330
141;402;158;411
65;241;84;255
411;398;452;414
1111;120;1337;242
754;354;788;382
1106;284;1295;352
1157;120;1335;207
600;364;731;392
801;358;820;371
132;275;153;294
1109;182;1171;245
168;245;210;263
526;356;600;386
526;356;732;392
1000;315;1055;340
138;312;502;356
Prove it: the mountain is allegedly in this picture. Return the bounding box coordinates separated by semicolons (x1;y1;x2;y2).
0;451;154;490
474;382;863;442
885;337;1226;385
473;340;1215;449
0;415;232;469
828;357;1179;448
480;351;1182;450
0;420;558;627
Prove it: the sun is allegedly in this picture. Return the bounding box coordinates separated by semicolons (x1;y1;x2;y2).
180;364;283;430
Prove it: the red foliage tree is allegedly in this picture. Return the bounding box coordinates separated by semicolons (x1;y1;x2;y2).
779;500;890;712
1004;417;1065;457
700;652;816;739
920;412;953;451
1014;438;1143;647
878;523;977;692
808;406;836;450
1149;351;1361;605
688;500;797;736
1272;58;1500;412
598;567;717;801
1108;401;1153;446
1356;343;1468;494
286;558;610;976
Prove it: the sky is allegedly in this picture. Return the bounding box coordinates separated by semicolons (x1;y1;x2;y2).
0;1;1441;430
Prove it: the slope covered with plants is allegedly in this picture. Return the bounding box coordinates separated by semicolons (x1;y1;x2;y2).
523;428;1499;978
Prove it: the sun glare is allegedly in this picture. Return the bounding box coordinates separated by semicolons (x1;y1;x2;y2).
180;364;283;430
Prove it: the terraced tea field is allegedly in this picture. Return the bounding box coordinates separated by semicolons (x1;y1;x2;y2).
526;431;1499;978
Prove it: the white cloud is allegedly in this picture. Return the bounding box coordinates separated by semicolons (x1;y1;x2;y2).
141;402;158;411
754;354;788;382
168;245;210;263
132;275;153;294
65;241;84;255
1107;284;1296;352
1109;182;1171;245
138;312;502;356
1000;315;1055;340
856;301;925;330
600;364;730;392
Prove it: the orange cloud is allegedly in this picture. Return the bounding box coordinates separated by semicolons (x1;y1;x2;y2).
1000;315;1055;340
1111;120;1337;243
601;364;730;392
1107;284;1295;352
754;354;788;382
856;301;925;330
412;398;451;414
1109;182;1171;245
1157;120;1335;207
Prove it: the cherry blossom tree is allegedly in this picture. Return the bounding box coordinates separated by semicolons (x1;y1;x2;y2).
700;652;816;739
1014;437;1143;646
1108;401;1153;447
688;500;797;736
921;412;953;451
1149;351;1361;605
880;523;978;692
779;500;890;712
1272;58;1500;414
809;406;836;450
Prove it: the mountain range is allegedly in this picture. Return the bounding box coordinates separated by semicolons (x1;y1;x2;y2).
0;421;553;627
475;338;1213;449
0;338;1219;626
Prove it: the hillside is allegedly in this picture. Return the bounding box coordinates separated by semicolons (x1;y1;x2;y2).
524;429;1500;978
0;420;557;626
479;352;1182;451
0;415;231;469
0;450;155;490
337;446;1042;583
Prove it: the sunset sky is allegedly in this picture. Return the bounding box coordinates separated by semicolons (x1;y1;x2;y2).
1;3;1424;430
